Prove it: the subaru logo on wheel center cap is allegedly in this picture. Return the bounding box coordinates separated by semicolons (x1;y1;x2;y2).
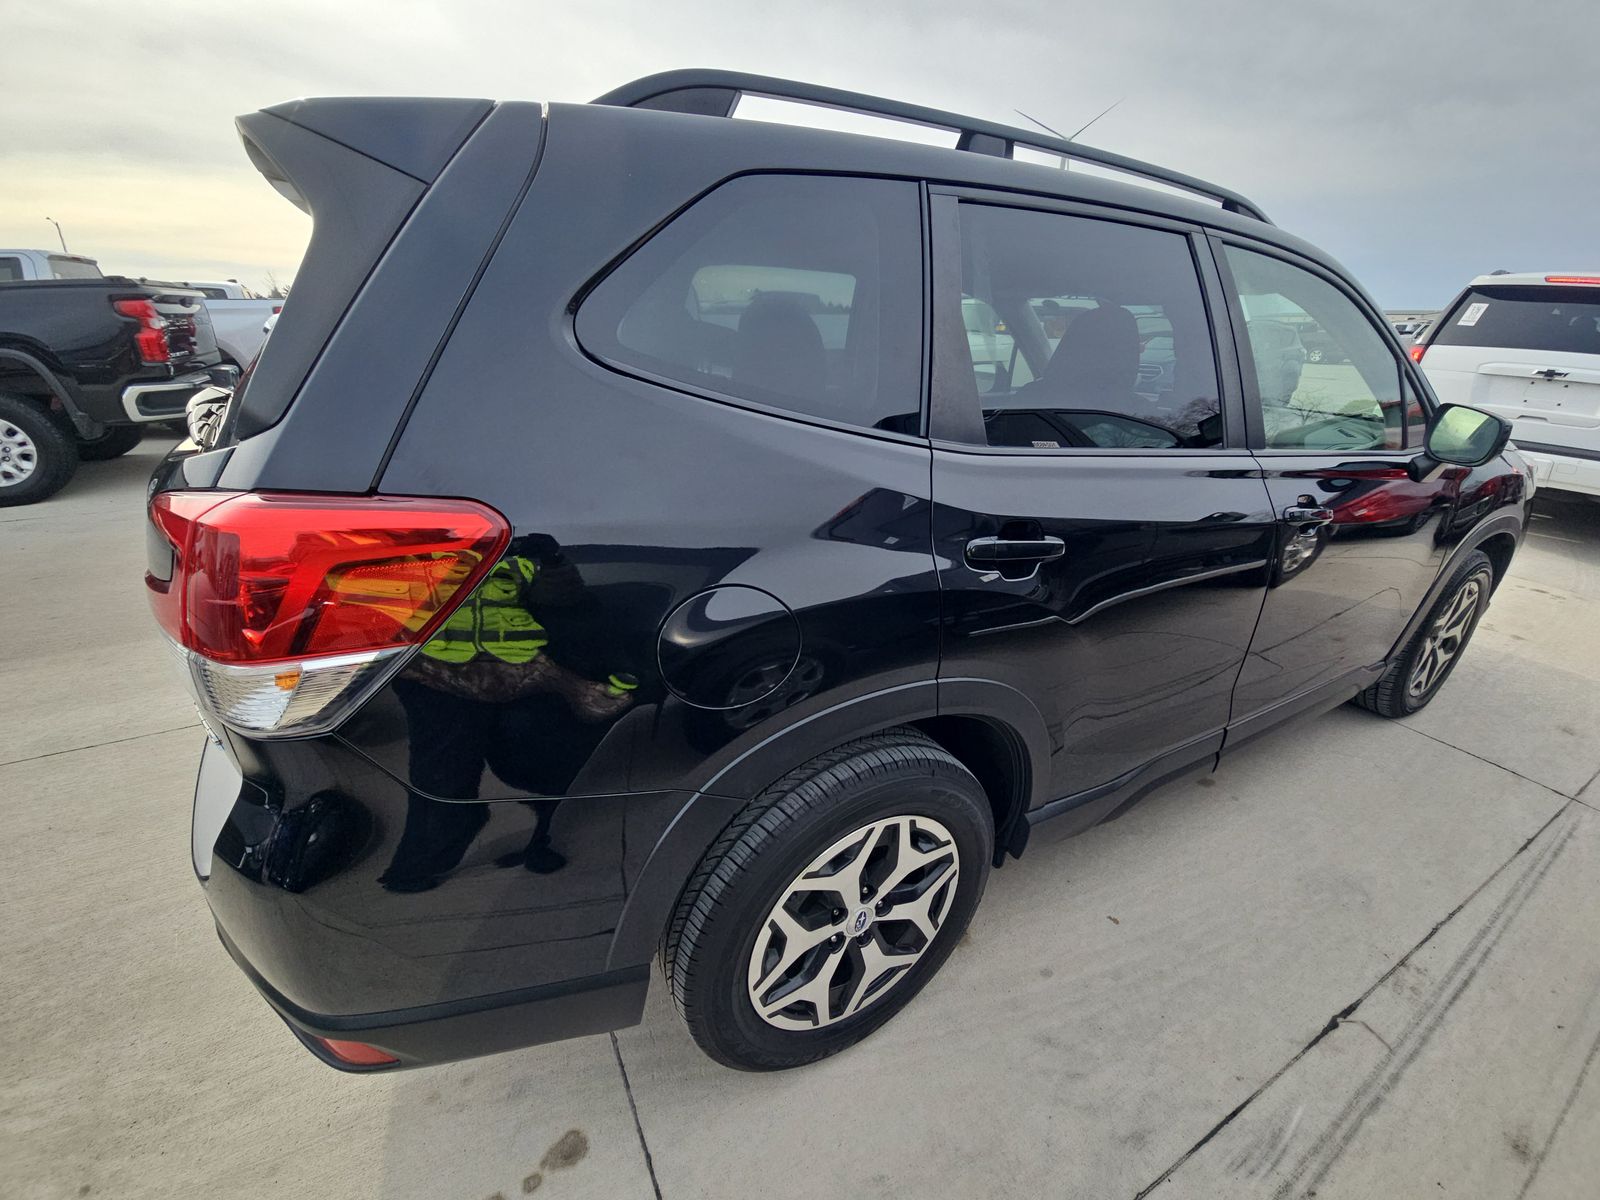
851;908;872;935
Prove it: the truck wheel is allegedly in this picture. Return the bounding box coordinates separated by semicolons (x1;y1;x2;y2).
0;394;78;507
75;424;144;462
1355;550;1493;718
662;729;992;1070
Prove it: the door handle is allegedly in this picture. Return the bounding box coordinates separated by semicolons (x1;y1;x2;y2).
1283;504;1335;527
964;535;1067;564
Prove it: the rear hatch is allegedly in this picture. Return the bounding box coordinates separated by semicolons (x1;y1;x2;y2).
1421;282;1600;457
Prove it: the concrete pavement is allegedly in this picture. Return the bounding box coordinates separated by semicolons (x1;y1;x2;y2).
2;438;1597;1199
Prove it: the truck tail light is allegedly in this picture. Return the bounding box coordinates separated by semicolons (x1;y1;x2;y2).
1409;343;1427;364
147;492;509;736
113;298;171;364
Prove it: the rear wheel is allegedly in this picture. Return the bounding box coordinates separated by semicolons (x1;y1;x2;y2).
663;730;992;1070
0;394;77;507
75;424;144;462
1356;550;1493;718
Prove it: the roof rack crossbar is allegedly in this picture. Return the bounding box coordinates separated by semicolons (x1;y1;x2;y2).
592;70;1271;224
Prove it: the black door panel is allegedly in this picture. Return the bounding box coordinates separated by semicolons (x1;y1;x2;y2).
933;453;1273;800
1233;455;1457;716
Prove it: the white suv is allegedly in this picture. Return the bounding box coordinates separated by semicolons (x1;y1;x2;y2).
1416;272;1600;497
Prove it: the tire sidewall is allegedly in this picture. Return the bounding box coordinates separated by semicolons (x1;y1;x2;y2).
687;757;991;1069
0;395;78;507
1396;561;1493;713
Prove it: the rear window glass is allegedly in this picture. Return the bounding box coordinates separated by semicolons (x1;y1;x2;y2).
577;174;923;434
47;256;102;280
1431;286;1600;356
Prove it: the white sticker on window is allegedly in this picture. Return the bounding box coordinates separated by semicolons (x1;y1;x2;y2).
1458;302;1489;327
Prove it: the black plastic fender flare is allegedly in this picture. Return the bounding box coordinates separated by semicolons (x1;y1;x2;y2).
604;677;1051;971
0;347;101;437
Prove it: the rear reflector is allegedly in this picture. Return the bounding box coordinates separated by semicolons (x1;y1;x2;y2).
1544;275;1600;286
315;1037;399;1067
148;492;509;735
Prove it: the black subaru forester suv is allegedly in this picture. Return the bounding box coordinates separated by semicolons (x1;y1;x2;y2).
149;70;1529;1072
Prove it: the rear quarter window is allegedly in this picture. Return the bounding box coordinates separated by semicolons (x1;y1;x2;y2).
1432;286;1600;356
576;174;924;435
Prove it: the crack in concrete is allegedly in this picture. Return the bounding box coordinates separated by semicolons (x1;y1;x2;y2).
610;1032;663;1200
0;723;200;770
1396;721;1589;804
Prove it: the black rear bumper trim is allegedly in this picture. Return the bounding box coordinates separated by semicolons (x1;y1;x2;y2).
217;925;650;1071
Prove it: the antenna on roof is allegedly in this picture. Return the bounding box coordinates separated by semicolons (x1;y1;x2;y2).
1014;109;1067;140
1014;99;1125;143
1068;98;1124;141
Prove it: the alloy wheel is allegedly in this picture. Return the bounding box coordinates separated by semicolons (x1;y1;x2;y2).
0;420;38;487
1408;576;1482;698
746;814;960;1031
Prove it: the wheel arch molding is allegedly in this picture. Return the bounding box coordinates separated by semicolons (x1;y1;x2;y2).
604;678;1051;971
1387;510;1523;661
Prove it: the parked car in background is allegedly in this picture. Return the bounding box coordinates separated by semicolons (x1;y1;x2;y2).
137;277;281;368
0;252;222;504
153;72;1528;1077
0;248;107;282
1415;272;1600;497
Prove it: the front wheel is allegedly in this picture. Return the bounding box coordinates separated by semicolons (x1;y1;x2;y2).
0;394;78;507
663;730;992;1070
1356;550;1493;718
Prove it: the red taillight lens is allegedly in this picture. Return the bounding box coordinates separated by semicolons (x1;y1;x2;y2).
1544;275;1600;286
315;1037;399;1067
1409;343;1427;364
149;492;510;664
113;297;171;364
148;492;510;736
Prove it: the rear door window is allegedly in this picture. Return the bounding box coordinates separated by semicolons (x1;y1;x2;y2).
1430;285;1600;356
941;204;1224;449
0;257;23;282
577;174;923;434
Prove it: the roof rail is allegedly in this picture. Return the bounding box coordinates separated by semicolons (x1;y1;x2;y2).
593;69;1271;224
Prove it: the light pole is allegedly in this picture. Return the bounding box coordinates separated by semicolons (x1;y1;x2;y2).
45;218;68;253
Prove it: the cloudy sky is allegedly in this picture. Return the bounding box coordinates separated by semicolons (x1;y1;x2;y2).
3;0;1595;307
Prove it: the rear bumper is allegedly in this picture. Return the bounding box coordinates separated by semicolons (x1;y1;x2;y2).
1512;441;1600;498
122;371;214;422
219;924;648;1071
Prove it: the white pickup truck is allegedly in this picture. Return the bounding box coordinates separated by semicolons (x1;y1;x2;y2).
137;278;280;368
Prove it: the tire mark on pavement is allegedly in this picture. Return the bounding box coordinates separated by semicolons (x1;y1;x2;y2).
1135;802;1576;1199
1270;806;1579;1199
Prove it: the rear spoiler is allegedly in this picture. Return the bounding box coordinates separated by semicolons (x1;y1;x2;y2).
230;98;492;436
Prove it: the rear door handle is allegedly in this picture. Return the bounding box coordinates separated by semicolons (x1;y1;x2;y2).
964;536;1067;564
1283;504;1335;526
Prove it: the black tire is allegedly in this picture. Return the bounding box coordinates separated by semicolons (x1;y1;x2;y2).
75;423;144;461
663;729;993;1071
1355;550;1493;718
0;394;78;507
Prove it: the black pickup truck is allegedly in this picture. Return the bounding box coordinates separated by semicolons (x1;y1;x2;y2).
0;273;222;505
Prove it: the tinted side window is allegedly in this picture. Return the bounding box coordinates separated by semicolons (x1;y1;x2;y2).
946;204;1223;449
578;175;922;433
0;257;22;282
1224;246;1406;451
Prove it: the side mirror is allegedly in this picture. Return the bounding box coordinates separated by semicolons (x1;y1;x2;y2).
1424;404;1512;468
